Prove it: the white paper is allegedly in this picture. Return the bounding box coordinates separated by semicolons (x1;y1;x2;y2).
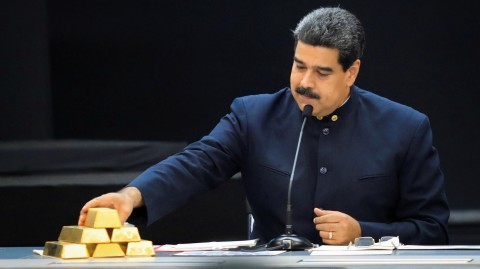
398;245;480;250
310;249;393;255
174;250;285;256
154;239;259;252
309;245;394;255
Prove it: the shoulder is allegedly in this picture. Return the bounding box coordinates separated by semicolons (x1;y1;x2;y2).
354;86;428;123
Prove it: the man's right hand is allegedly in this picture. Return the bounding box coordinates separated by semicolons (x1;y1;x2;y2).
78;186;143;226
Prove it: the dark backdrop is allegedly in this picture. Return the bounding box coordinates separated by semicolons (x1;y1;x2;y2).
1;0;480;244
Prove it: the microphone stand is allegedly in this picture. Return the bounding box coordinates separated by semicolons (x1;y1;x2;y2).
266;105;314;250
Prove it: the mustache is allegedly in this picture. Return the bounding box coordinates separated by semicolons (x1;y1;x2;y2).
295;87;321;100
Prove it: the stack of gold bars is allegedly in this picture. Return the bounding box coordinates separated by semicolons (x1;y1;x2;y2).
43;208;155;259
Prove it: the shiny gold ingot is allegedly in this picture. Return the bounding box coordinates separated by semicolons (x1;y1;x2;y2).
43;241;89;259
85;207;122;228
110;226;141;242
58;226;110;243
126;240;155;256
86;243;126;258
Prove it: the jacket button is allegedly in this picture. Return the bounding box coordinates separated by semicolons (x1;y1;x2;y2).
320;167;328;174
322;128;330;135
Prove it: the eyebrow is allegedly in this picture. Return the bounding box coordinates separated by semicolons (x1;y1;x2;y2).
293;56;334;73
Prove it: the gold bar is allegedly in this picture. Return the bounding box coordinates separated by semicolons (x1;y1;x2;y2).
86;243;126;258
43;241;89;259
126;240;155;256
110;226;141;242
58;226;110;243
85;208;122;228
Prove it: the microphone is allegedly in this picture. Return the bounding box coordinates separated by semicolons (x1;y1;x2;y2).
266;104;314;250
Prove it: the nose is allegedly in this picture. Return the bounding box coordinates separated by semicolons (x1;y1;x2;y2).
300;70;315;89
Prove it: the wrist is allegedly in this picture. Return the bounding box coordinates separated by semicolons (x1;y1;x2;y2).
119;186;143;208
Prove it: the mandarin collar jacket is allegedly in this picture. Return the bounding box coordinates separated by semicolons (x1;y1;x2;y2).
129;85;449;245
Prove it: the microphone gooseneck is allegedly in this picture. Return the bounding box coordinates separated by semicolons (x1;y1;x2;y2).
266;105;314;250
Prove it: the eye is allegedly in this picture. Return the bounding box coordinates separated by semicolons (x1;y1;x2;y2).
295;65;306;71
317;71;329;77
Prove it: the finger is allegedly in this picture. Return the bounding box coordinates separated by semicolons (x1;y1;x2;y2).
315;214;341;226
322;239;335;245
315;223;337;232
319;230;336;243
78;214;86;226
314;208;338;215
314;208;340;222
321;231;348;245
313;207;324;217
313;208;331;223
78;202;93;226
316;212;345;225
117;210;130;224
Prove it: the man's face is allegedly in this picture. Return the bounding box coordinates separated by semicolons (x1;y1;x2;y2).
290;41;360;118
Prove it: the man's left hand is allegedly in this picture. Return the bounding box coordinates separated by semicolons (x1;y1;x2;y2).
313;208;361;245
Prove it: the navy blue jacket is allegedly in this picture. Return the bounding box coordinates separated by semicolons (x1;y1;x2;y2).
129;86;449;245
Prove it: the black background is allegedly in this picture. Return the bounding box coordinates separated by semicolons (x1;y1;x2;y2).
1;0;479;245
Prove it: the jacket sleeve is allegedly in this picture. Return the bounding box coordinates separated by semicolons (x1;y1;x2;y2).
127;98;248;226
359;116;450;244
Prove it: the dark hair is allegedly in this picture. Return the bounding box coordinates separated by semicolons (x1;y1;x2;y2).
293;7;366;71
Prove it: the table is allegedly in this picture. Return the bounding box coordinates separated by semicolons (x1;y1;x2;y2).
0;247;479;268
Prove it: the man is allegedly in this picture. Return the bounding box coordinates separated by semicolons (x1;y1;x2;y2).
79;7;449;245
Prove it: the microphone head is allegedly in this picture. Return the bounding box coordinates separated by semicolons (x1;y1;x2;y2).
302;105;313;117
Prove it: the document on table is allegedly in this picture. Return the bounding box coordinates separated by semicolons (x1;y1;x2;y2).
154;239;259;252
309;245;394;255
174;250;286;256
398;245;480;250
309;244;480;255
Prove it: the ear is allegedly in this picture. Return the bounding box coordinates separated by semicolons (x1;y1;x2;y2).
346;59;361;87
